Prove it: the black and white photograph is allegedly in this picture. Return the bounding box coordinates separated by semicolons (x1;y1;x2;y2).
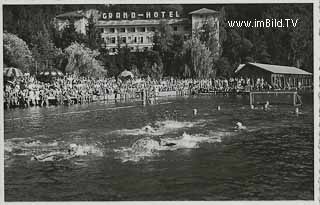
2;1;319;202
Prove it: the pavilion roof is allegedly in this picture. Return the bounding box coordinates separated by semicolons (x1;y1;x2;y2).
235;62;312;75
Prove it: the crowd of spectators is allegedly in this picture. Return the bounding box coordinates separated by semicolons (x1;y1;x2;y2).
3;74;303;109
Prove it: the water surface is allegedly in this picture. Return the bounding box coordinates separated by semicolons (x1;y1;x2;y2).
4;95;314;201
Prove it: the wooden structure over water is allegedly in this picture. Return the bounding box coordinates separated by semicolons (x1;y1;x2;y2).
249;91;302;106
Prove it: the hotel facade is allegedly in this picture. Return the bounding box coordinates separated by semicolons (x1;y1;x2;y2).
55;8;220;54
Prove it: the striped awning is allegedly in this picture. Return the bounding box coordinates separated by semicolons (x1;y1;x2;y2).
3;67;23;78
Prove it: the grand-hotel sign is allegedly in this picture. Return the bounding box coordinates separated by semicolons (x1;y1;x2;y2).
101;10;180;20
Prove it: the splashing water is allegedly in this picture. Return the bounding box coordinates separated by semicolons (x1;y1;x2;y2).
72;144;104;157
112;120;203;136
5;136;103;164
30;144;104;162
161;132;222;150
131;137;161;154
115;131;222;162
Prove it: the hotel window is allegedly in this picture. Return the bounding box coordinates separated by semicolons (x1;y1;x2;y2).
134;37;137;43
110;28;115;33
138;27;146;32
121;37;126;43
111;37;116;44
120;28;126;33
173;26;178;31
112;48;116;53
140;37;144;43
128;27;136;32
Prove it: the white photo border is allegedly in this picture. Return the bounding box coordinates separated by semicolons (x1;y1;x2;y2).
0;0;319;205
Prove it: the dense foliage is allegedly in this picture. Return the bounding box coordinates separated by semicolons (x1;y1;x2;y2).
3;4;313;78
3;32;33;72
64;42;105;77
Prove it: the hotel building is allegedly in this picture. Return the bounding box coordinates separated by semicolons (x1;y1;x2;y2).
54;8;220;54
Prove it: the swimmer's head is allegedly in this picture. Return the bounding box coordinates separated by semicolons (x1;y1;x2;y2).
69;143;78;151
235;121;247;130
144;125;155;132
236;122;243;127
193;109;197;115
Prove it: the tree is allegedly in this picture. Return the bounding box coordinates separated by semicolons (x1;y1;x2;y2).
64;42;106;77
140;50;164;79
222;29;253;67
215;57;233;78
153;21;175;75
195;18;220;60
153;21;187;76
55;22;86;49
3;32;33;72
261;4;313;72
182;37;214;79
86;14;104;50
30;24;64;73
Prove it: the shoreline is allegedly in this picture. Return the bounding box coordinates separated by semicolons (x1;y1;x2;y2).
4;89;314;110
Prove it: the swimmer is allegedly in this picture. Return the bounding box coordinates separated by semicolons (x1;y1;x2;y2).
235;122;247;130
193;109;197;116
24;140;41;147
154;136;177;147
143;125;156;133
295;107;302;115
31;151;66;161
217;106;221;111
161;141;177;147
68;143;78;155
264;101;270;111
32;143;79;162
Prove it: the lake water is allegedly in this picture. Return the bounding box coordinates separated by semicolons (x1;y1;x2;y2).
4;95;314;201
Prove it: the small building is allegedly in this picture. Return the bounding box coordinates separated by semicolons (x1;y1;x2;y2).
235;62;313;89
189;8;219;34
54;10;88;34
54;9;100;35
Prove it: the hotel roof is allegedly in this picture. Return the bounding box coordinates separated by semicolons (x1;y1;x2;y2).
95;18;190;27
235;62;312;75
189;8;219;15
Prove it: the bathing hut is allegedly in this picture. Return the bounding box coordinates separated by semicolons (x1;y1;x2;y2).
235;62;313;89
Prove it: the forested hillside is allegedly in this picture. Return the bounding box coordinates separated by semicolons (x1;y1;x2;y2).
3;4;313;78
